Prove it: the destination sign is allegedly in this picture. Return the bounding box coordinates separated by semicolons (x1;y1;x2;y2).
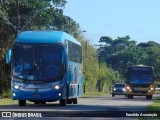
130;67;151;71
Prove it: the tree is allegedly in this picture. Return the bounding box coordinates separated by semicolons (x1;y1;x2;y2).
99;36;113;46
0;0;80;96
99;35;160;82
99;35;136;70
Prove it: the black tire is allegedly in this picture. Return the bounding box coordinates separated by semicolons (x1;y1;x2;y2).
127;95;129;99
67;84;69;100
77;84;79;96
127;95;133;99
130;95;133;99
112;94;115;97
40;101;46;104
60;99;67;106
34;101;40;104
146;95;152;100
19;100;26;106
72;98;78;104
67;99;72;104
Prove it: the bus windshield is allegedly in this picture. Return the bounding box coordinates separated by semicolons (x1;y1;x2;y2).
13;43;62;81
129;70;153;84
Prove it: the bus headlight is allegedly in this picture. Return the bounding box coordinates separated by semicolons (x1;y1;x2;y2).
13;82;24;90
14;85;20;89
54;85;60;90
114;88;116;91
127;86;132;92
150;87;154;91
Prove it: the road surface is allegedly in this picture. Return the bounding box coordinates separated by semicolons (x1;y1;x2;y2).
0;94;159;119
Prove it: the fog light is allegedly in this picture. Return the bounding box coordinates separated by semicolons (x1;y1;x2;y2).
58;93;61;96
13;93;16;96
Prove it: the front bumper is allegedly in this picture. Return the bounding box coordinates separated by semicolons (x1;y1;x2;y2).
126;91;154;96
12;88;65;101
112;90;126;95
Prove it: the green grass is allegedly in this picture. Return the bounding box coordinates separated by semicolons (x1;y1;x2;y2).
81;92;107;97
0;99;18;105
146;97;160;111
137;97;160;120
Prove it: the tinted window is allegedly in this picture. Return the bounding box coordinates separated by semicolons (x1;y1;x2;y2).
114;84;125;87
129;71;153;84
68;41;82;63
13;43;62;81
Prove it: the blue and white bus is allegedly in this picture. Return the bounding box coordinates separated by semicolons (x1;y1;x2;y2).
6;31;83;106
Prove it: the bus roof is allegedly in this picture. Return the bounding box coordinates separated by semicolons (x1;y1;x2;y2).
15;31;81;46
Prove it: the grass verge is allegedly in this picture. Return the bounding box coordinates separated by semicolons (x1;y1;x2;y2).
146;97;160;111
81;92;107;97
0;98;17;105
137;97;160;120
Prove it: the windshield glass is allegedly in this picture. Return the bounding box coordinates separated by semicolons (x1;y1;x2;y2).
114;84;125;87
129;70;153;84
13;43;62;81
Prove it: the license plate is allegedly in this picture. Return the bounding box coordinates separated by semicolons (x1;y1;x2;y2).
32;94;40;97
117;92;122;93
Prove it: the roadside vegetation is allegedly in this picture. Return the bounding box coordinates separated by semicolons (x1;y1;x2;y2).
0;0;121;98
136;96;160;120
0;99;17;105
81;92;107;97
146;97;160;111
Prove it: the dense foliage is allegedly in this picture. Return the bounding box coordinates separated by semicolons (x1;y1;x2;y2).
99;36;160;84
0;0;119;97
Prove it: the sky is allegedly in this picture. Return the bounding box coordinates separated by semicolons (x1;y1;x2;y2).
64;0;160;45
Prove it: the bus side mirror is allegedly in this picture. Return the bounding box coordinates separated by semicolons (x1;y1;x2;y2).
6;48;12;64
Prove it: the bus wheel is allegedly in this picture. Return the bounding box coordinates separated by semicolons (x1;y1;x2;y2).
60;99;67;106
112;94;115;97
72;98;78;104
40;101;46;104
19;100;26;106
67;99;72;104
34;101;40;104
127;95;133;99
146;95;152;100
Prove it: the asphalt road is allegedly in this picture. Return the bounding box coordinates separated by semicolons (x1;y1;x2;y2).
0;94;159;119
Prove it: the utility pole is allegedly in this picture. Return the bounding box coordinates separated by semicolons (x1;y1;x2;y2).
83;41;88;94
81;30;87;94
94;44;104;92
16;0;20;34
